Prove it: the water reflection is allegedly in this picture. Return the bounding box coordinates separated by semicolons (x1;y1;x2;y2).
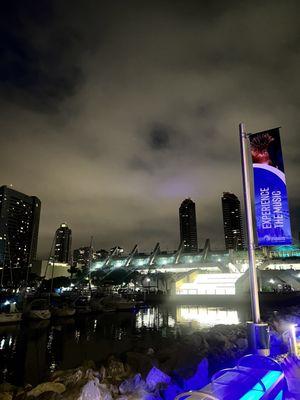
135;307;175;329
176;306;241;328
135;305;246;330
0;305;246;386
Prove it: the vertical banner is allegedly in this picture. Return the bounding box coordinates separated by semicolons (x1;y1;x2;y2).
249;128;292;246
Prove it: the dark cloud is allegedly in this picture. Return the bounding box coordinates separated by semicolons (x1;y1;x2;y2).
148;124;172;150
0;1;83;111
0;0;299;257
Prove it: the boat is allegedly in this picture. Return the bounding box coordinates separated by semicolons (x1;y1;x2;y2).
25;299;51;320
101;294;136;311
0;300;22;324
102;306;116;313
50;295;76;317
0;312;22;324
0;302;22;324
51;304;76;317
74;296;92;314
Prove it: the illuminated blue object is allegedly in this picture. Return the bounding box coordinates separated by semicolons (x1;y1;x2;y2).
273;391;283;400
250;128;292;247
239;371;282;400
175;354;286;400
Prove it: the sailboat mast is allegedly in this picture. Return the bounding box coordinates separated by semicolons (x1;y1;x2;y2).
88;236;93;290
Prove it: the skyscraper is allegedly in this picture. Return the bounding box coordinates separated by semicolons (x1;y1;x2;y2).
0;185;41;275
54;223;72;263
179;198;198;253
222;192;245;250
73;246;93;267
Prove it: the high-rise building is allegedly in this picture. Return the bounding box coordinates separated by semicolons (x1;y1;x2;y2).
179;198;198;253
222;192;245;250
0;185;41;274
54;223;72;263
73;246;93;266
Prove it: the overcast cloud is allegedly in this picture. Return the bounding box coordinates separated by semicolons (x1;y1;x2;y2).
0;0;299;257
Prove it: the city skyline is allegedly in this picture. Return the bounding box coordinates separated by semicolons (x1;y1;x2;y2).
0;1;299;258
222;192;245;251
179;198;198;253
0;185;41;272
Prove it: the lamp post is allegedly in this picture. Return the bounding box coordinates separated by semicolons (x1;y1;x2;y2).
240;123;269;355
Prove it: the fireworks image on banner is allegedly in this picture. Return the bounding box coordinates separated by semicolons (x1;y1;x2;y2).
250;132;275;165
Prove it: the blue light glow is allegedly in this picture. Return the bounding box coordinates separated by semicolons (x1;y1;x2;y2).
273;390;283;400
239;371;282;400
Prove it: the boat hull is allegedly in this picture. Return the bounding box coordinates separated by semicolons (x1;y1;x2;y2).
76;307;92;315
28;310;51;320
51;308;76;317
0;312;22;324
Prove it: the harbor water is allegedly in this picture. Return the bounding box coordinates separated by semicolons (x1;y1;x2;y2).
0;305;249;386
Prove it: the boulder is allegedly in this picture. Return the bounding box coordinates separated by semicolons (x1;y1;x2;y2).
146;367;171;391
36;392;64;400
97;384;114;400
14;386;33;400
119;374;147;395
0;393;13;400
235;338;248;350
0;383;16;394
61;379;88;400
126;352;153;377
181;358;209;391
106;357;131;381
205;331;232;353
63;378;113;400
81;360;96;371
27;383;66;398
53;368;83;387
77;379;101;400
157;345;204;378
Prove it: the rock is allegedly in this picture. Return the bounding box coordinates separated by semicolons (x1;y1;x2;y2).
63;378;113;400
126;352;153;377
14;394;27;400
146;367;171;391
100;383;118;398
53;368;83;387
181;358;209;391
27;383;66;398
97;384;113;400
62;379;88;400
0;383;16;393
161;382;182;400
85;369;101;381
187;333;209;352
146;348;155;355
36;392;64;400
0;393;13;400
236;338;248;350
81;360;96;371
73;378;113;400
106;357;131;381
77;379;101;400
157;344;204;378
205;331;231;353
119;374;147;395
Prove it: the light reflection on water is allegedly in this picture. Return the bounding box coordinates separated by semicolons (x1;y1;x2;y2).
176;306;240;328
0;305;247;386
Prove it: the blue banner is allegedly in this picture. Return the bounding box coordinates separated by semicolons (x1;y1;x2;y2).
249;128;292;246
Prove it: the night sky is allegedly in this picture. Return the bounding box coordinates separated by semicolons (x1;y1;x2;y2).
0;1;299;257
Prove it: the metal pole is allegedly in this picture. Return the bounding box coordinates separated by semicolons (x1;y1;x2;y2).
88;236;93;291
50;257;55;293
239;122;261;324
